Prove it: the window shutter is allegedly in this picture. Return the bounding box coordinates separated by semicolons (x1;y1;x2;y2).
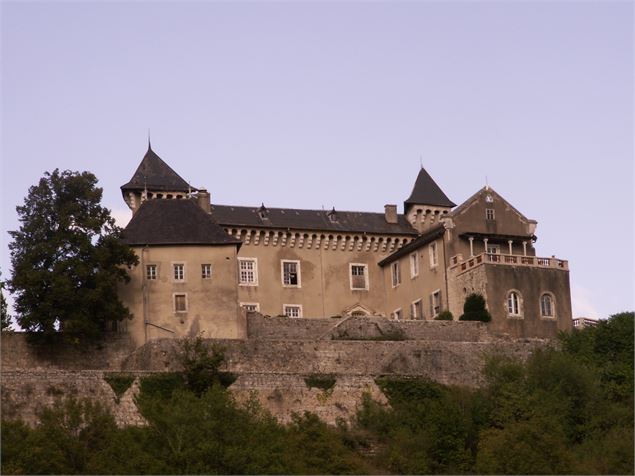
429;294;434;317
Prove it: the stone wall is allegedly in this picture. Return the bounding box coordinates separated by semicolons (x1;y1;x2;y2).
1;320;553;428
1;370;146;427
246;313;490;342
246;313;338;340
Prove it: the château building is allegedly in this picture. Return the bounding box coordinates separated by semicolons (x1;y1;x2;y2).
118;144;572;346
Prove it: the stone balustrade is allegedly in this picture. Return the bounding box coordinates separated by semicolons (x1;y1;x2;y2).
452;252;568;274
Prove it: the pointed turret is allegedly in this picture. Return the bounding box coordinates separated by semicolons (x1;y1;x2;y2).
404;167;455;233
121;144;197;213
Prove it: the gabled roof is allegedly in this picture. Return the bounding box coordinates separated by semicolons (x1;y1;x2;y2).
404;167;456;210
122;199;241;247
451;186;531;222
378;224;445;267
121;145;196;193
211;205;418;236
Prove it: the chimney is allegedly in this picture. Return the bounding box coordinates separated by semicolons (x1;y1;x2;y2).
384;204;398;224
197;189;211;214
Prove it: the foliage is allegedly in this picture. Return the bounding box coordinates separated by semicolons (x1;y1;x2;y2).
8;169;138;343
103;373;135;403
434;310;454;321
2;311;632;475
1;269;12;331
459;293;492;322
139;373;186;400
179;336;234;395
304;374;337;391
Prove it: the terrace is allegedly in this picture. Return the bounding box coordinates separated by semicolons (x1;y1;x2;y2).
450;252;569;275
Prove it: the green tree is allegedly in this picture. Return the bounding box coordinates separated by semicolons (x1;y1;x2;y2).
8;169;138;343
1;269;12;331
459;293;492;322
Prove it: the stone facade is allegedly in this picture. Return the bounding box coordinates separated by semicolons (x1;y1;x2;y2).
115;146;572;345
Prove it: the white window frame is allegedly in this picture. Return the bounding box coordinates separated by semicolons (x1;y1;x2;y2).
172;262;185;282
411;299;423;320
238;258;258;286
146;264;157;280
391;261;401;287
281;260;301;288
173;293;188;313
540;293;556;318
507;290;523;317
486;208;496;220
430;289;442;318
349;263;369;290
240;302;260;312
429;242;439;268
283;304;303;318
392;308;403;320
201;263;212;279
410;253;419;278
487;244;500;254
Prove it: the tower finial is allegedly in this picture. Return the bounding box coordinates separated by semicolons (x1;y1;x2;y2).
148;129;151;150
420;155;423;169
485;175;489;190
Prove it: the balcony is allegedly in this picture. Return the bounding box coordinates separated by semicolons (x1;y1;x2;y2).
452;252;568;274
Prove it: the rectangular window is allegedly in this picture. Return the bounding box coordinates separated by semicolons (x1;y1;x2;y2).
411;299;423;320
391;261;401;287
173;263;185;281
392;308;402;320
201;264;212;279
487;245;500;254
486;208;495;220
174;293;187;313
146;264;157;280
350;264;369;290
429;242;438;268
410;253;419;278
283;304;302;318
241;302;260;312
281;260;300;287
238;258;258;286
430;290;442;318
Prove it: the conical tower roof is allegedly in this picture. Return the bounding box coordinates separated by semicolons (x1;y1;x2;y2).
404;167;456;210
121;145;196;193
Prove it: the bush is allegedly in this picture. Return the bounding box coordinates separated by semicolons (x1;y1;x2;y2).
304;374;337;391
459;293;491;322
435;311;454;321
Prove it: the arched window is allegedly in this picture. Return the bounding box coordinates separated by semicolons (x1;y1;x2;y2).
540;293;555;318
507;291;521;316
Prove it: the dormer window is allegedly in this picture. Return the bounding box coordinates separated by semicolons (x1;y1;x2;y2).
258;203;268;220
327;207;337;223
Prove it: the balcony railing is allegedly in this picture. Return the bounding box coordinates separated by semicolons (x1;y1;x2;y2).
455;252;568;273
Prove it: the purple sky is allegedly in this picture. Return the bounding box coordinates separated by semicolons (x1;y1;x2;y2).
2;2;633;320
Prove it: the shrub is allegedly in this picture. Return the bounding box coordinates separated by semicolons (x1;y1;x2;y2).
104;373;135;403
435;311;454;321
459;293;491;322
304;374;337;391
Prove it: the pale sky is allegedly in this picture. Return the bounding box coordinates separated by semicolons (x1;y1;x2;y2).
1;1;633;320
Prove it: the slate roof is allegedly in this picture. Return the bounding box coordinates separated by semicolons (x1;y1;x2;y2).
122;199;241;246
211;204;418;236
121;145;196;193
404;167;456;209
378;225;446;267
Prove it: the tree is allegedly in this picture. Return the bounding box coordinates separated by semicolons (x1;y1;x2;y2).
8;169;138;343
1;269;12;331
459;293;492;322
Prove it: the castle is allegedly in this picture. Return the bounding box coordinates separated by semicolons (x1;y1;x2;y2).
117;144;572;347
